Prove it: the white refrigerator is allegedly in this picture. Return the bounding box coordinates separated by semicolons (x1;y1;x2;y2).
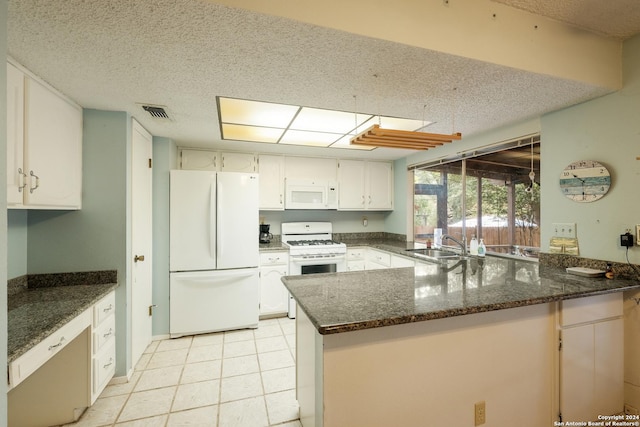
169;170;260;338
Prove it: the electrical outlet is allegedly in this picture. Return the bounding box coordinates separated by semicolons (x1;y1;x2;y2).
625;404;639;415
553;223;577;238
474;401;486;426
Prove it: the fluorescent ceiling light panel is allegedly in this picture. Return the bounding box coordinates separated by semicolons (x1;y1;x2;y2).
222;123;284;143
279;130;341;147
217;96;434;151
290;107;372;133
219;97;298;127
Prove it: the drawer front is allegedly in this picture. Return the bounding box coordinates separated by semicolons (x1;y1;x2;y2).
260;252;289;266
93;314;116;354
94;292;116;327
9;308;92;388
347;248;365;261
347;261;365;271
93;342;116;397
561;293;623;327
367;250;391;267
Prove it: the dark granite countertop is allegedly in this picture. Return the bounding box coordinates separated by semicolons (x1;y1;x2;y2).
282;251;640;335
8;271;118;363
259;241;288;252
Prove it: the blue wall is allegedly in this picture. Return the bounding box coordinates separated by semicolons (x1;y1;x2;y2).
25;109;132;377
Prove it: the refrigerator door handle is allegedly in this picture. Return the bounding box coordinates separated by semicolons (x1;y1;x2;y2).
216;178;223;260
176;269;257;283
210;178;216;261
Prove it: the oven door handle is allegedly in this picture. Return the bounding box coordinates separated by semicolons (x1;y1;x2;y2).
290;254;346;262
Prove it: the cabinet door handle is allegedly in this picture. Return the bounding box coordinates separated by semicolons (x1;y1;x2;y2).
48;336;65;351
103;357;114;369
103;328;113;339
134;255;145;262
29;170;40;193
17;168;27;192
103;304;113;313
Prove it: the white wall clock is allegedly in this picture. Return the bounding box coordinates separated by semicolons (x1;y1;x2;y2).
559;160;611;202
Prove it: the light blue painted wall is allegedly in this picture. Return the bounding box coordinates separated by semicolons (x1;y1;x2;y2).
1;1;9;423
540;34;640;264
26;109;132;377
152;137;177;337
385;157;409;236
7;210;26;278
401;34;640;265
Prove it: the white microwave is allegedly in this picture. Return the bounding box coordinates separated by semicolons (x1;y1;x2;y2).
285;179;338;210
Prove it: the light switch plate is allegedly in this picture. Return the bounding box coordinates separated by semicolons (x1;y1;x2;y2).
636;225;640;245
553;223;577;238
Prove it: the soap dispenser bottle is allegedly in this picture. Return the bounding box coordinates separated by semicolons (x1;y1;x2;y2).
477;239;486;257
469;236;478;256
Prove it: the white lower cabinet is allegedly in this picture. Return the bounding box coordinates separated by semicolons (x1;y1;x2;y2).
365;249;391;270
349;247;414;271
559;293;623;422
259;252;290;317
346;247;366;271
92;291;116;403
391;254;415;268
8;290;116;426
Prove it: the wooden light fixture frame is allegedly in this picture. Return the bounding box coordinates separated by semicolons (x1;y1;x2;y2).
350;124;462;150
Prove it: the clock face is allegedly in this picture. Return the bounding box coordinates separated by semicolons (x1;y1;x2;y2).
559;160;611;202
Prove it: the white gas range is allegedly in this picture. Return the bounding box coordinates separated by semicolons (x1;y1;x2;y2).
281;222;347;318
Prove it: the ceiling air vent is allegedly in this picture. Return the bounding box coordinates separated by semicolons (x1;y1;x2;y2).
141;104;171;120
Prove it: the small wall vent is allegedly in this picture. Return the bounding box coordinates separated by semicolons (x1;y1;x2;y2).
141;104;171;120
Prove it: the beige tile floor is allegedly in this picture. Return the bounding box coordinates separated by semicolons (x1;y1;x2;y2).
67;317;300;427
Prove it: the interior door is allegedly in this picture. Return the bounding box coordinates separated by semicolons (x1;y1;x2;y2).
131;119;153;367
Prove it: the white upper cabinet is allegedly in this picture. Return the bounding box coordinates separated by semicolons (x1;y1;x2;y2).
284;156;337;181
7;61;83;209
179;150;256;172
180;149;219;170
338;160;393;211
258;155;285;210
7;62;24;206
337;159;366;209
221;152;256;172
366;161;393;210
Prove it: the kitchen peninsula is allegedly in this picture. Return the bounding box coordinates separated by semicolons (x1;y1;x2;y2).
283;251;640;427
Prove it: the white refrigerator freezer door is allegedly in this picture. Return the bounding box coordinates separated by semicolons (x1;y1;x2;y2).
170;269;260;337
170;170;217;272
216;172;260;269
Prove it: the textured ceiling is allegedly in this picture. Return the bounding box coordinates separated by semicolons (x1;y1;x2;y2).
7;0;638;160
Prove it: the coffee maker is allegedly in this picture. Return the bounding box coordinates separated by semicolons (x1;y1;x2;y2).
259;224;273;243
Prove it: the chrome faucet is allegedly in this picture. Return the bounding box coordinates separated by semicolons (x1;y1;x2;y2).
441;234;467;256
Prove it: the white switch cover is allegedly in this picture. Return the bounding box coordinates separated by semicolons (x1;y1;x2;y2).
636;225;640;244
553;223;577;238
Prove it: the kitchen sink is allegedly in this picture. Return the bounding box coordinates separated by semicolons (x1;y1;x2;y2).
405;248;463;261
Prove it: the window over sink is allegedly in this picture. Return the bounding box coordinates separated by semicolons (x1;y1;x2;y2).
411;135;540;258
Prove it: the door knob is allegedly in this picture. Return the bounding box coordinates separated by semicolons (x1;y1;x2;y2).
134;255;145;262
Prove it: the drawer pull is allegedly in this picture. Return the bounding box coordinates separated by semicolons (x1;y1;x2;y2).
103;358;114;369
48;337;65;351
103;304;113;313
103;328;113;339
